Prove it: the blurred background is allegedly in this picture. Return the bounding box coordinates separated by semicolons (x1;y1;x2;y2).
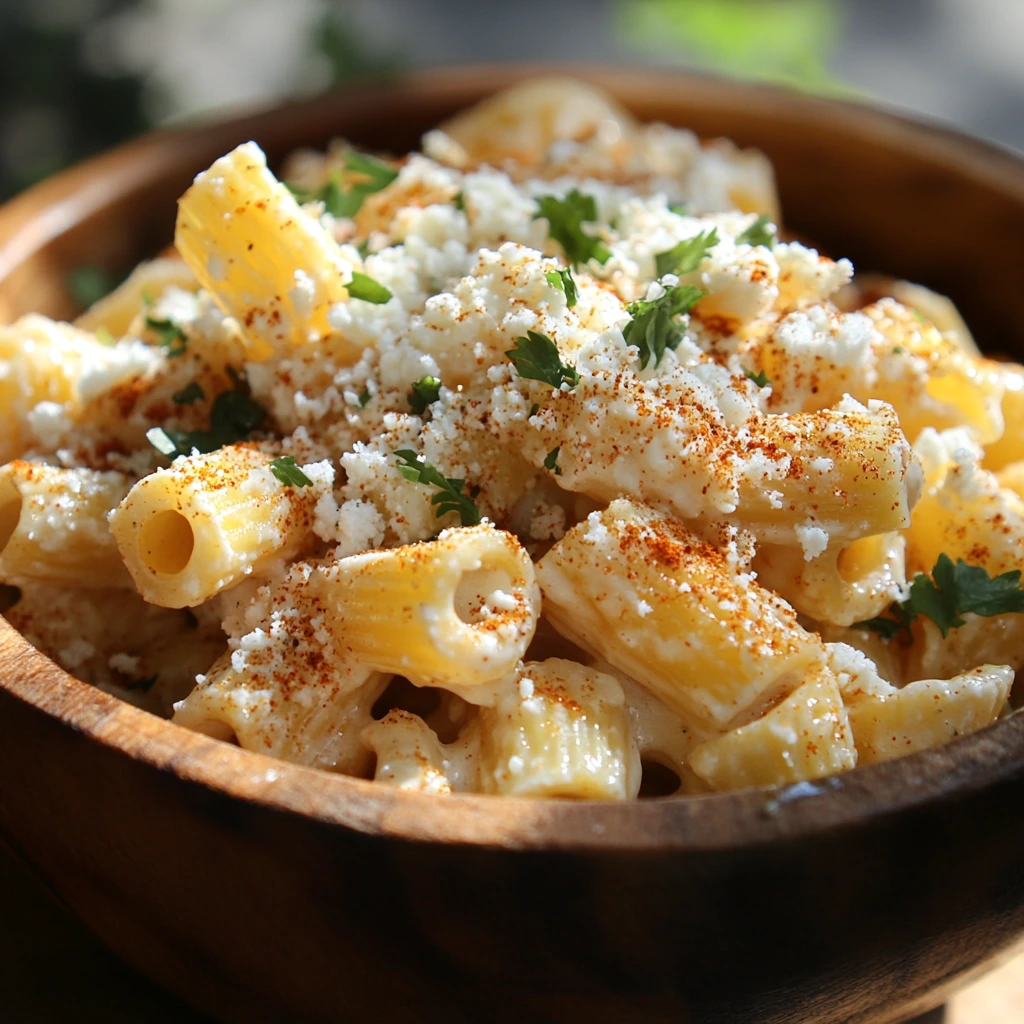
3;0;1024;203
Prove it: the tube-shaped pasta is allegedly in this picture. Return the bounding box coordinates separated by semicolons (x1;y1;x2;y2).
688;666;857;791
109;446;321;607
536;499;826;732
754;532;906;628
174;652;387;773
362;709;479;793
0;461;133;588
74;257;198;338
329;525;540;701
477;659;640;800
846;665;1012;766
175;141;360;361
0;315;125;462
985;363;1024;471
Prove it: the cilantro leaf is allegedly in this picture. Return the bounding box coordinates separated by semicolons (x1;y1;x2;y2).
545;267;579;308
855;553;1024;641
347;272;392;304
534;189;611;269
172;381;205;405
668;202;689;216
287;149;398;219
145;315;188;357
736;214;777;248
270;455;313;488
543;447;562;475
408;376;442;414
506;331;580;390
623;284;705;370
146;384;266;459
393;450;481;527
654;228;719;278
358;387;371;408
745;368;771;388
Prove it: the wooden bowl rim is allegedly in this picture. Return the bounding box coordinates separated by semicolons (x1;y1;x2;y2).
2;64;1024;853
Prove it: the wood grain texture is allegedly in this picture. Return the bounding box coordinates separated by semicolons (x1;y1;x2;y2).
0;66;1023;1024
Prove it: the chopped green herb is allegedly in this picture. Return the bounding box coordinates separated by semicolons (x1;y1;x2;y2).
269;455;313;488
408;375;442;414
125;675;158;693
543;447;562;475
745;368;771;388
893;346;905;355
855;554;1024;641
545;267;579;308
145;316;188;357
393;450;481;527
533;189;611;269
95;326;114;345
506;330;580;390
736;214;777;248
141;289;154;307
453;191;465;211
146;385;266;459
654;228;719;278
623;284;705;370
287;149;398;219
668;202;689;216
358;387;371;408
356;239;372;260
347;271;392;304
528;403;540;418
67;265;119;308
172;382;205;405
912;308;927;323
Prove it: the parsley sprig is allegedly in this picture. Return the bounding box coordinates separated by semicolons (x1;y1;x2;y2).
147;374;266;459
269;456;313;487
394;450;481;527
347;271;392;304
736;215;777;248
545;267;579;308
624;284;704;370
145;315;188;357
408;376;442;414
855;554;1024;640
654;228;719;278
287;150;398;218
506;331;580;390
172;381;205;405
534;190;611;269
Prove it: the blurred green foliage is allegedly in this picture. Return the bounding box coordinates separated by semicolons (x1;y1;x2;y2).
618;0;852;95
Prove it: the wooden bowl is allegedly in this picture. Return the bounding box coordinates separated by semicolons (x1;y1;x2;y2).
1;66;1023;1024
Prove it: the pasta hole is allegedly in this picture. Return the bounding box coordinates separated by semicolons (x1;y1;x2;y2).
139;510;194;575
0;585;20;614
372;676;441;720
190;719;238;744
454;567;514;625
0;482;22;554
638;759;681;798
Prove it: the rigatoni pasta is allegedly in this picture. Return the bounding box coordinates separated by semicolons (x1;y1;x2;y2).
2;77;1018;800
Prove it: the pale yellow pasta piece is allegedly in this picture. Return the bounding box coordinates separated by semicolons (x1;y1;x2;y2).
5;583;225;716
0;315;120;462
328;524;539;701
175;651;387;773
75;257;198;338
754;531;906;627
362;709;479;793
985;363;1024;471
175;142;359;360
477;659;639;800
688;666;856;791
110;446;321;608
845;665;1012;765
536;499;825;732
438;77;637;171
0;461;133;588
903;615;1024;680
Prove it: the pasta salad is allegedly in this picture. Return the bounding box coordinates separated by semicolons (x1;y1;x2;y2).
2;77;1021;800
